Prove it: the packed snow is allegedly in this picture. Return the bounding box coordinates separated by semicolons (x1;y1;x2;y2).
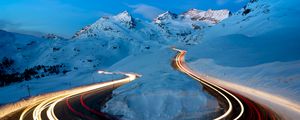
103;48;220;120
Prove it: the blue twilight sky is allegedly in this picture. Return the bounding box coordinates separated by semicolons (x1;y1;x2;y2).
0;0;249;38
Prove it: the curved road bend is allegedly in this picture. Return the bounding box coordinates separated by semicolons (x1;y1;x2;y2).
1;72;139;120
172;48;281;120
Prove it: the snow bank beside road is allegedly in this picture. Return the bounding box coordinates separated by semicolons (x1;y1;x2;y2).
188;59;300;102
103;49;219;120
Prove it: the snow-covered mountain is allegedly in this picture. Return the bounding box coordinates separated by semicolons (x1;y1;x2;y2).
72;9;230;45
0;8;230;100
0;8;230;82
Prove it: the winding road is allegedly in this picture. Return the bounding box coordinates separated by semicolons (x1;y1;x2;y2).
1;72;139;120
1;48;295;120
172;48;281;120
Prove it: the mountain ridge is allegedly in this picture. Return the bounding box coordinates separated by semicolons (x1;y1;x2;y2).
71;8;230;46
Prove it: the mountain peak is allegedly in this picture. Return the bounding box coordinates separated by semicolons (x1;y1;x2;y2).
114;11;132;21
71;9;230;40
115;11;130;17
114;11;136;29
159;11;177;19
185;8;203;13
154;11;177;24
181;9;230;24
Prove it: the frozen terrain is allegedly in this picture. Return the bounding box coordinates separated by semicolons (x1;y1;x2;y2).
103;0;300;119
0;8;229;116
0;29;131;104
1;0;300;119
103;48;219;120
185;0;300;103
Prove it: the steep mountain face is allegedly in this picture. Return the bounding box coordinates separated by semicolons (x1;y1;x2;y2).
181;9;231;24
113;11;136;29
153;11;178;24
71;11;164;54
72;11;137;40
153;9;230;43
154;9;230;25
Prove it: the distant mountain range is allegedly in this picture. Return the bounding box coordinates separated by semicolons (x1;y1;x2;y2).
0;8;230;87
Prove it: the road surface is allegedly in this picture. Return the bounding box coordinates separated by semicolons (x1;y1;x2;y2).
0;49;292;120
172;48;281;120
1;72;139;120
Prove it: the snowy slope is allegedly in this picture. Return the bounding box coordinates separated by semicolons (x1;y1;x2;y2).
184;0;300;102
0;30;129;72
0;30;52;71
0;29;135;104
180;9;230;24
204;0;300;38
0;30;129;103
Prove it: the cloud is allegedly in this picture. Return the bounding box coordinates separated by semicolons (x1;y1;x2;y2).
216;0;228;5
0;20;20;30
217;0;245;5
0;19;45;37
128;4;164;20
